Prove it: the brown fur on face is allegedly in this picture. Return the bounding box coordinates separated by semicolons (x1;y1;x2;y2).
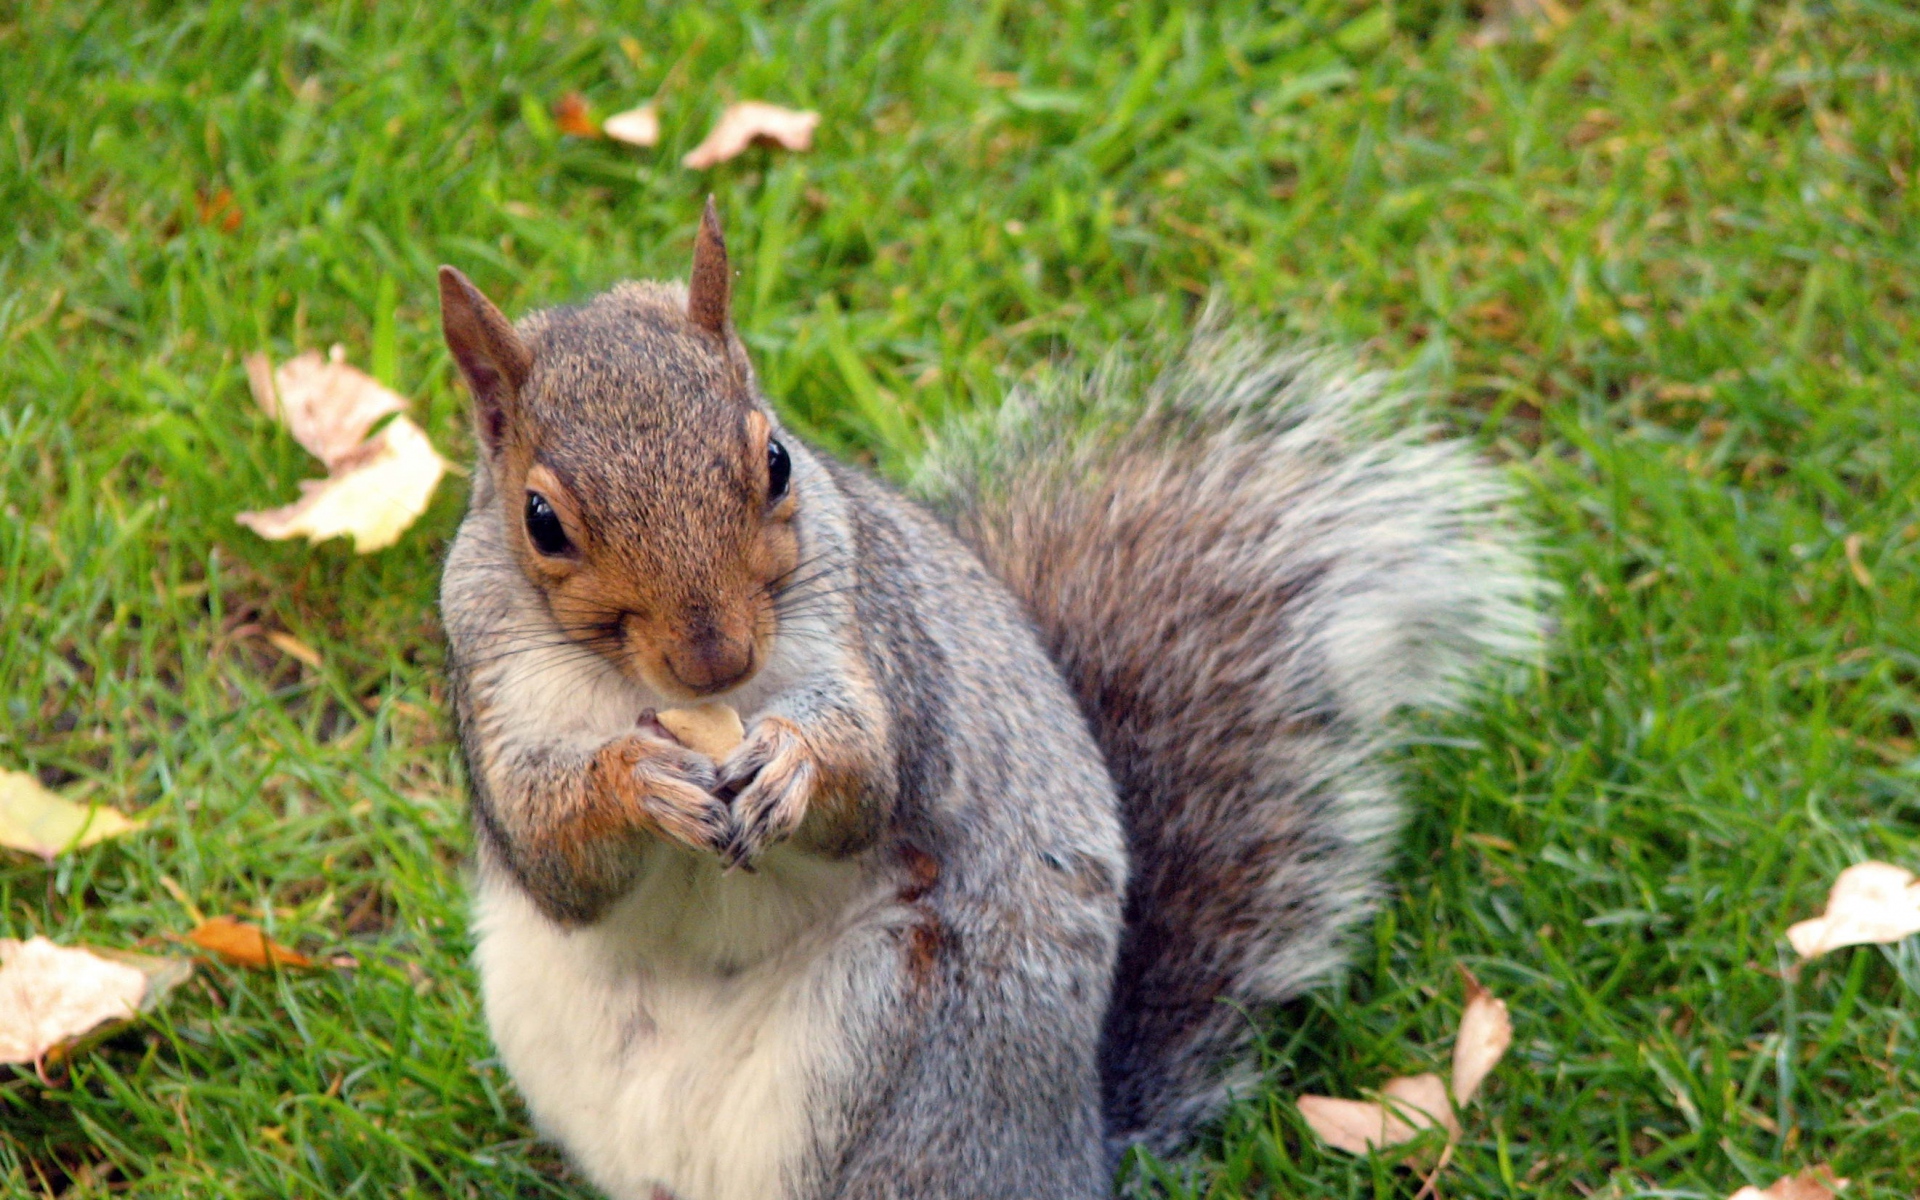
492;281;800;699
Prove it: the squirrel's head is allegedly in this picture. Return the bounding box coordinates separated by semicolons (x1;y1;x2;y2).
438;201;800;699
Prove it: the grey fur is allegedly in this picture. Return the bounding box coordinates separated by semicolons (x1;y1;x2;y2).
443;280;1129;1199
913;312;1545;1155
441;270;1543;1198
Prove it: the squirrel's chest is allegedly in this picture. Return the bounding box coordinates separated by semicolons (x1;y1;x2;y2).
471;850;879;1200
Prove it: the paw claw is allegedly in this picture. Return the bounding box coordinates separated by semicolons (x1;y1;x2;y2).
719;718;818;867
625;740;729;856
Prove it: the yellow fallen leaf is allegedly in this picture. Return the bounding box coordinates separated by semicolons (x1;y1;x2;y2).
1452;966;1513;1103
1729;1166;1847;1199
0;770;142;861
604;102;660;147
653;704;746;758
0;937;147;1066
683;101;820;169
237;414;447;552
185;916;314;970
1787;861;1920;958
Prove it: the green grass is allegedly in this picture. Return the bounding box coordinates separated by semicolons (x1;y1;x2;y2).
2;0;1917;1195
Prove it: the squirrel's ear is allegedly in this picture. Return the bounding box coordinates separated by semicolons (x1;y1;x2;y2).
439;266;531;455
687;196;731;339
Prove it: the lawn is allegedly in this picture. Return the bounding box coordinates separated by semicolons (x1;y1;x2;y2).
3;0;1918;1195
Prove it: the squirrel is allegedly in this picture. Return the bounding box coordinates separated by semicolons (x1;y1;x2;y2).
435;200;1542;1200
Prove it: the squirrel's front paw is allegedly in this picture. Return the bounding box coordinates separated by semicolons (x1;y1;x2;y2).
604;736;730;856
717;716;818;868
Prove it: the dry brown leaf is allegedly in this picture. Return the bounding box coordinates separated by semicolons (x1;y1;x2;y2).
238;414;446;553
1298;1073;1456;1154
186;917;314;970
1474;0;1571;45
1788;861;1920;958
1843;532;1873;589
554;92;601;138
1383;1074;1458;1139
0;937;148;1066
0;769;142;861
245;347;407;472
266;631;323;669
237;348;448;553
0;941;188;1076
1295;1096;1398;1155
1299;972;1511;1159
1729;1166;1847;1200
604;103;661;147
1452;966;1513;1103
683;101;820;169
654;704;746;758
196;186;244;234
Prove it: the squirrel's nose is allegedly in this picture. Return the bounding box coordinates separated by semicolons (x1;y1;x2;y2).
663;633;755;696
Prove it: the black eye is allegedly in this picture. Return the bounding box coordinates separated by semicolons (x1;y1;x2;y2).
524;491;572;556
767;437;791;501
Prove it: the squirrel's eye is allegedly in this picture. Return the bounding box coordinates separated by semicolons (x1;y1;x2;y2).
767;437;792;501
524;491;572;556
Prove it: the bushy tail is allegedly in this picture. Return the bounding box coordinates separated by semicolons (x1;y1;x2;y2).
913;314;1545;1156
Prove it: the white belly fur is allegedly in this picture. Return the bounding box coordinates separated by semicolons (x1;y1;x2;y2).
474;845;878;1200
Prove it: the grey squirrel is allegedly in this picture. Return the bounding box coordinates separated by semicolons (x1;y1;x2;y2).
435;201;1542;1200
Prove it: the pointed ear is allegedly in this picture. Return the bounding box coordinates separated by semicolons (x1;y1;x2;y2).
687;196;732;338
438;265;531;455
